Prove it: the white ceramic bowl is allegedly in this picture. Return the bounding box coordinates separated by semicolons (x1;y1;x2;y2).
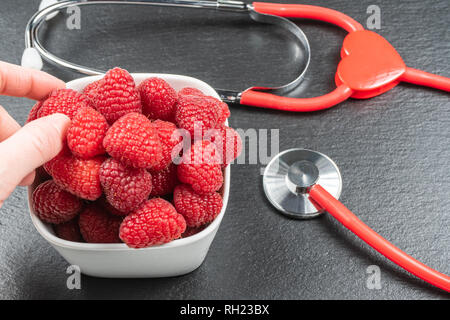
27;73;230;278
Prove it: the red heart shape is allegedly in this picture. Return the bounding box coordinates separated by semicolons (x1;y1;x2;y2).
336;30;406;99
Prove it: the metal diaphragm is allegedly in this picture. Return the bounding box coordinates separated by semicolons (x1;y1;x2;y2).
263;148;342;219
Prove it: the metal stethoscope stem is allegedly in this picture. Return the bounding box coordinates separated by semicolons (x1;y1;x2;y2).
24;0;312;104
25;0;250;76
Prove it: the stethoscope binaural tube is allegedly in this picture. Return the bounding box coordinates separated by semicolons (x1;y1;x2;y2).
309;184;450;293
25;1;450;111
240;2;450;111
250;2;364;33
24;0;313;102
240;85;353;112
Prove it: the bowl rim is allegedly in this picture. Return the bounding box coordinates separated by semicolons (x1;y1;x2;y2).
28;73;231;251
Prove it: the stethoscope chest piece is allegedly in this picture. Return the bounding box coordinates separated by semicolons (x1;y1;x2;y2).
263;148;342;219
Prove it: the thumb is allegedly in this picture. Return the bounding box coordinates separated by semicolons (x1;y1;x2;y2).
0;113;70;208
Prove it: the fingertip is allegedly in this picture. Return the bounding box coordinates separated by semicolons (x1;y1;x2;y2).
39;113;71;135
47;112;71;123
19;171;36;186
50;77;66;91
17;113;71;166
0;61;66;100
0;112;70;202
28;68;66;100
0;104;21;141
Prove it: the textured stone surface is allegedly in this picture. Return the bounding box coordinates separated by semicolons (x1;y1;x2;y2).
0;0;448;299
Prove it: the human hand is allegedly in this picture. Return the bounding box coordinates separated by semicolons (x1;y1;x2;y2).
0;61;70;208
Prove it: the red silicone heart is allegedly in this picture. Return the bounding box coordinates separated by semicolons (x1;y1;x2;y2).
335;30;406;99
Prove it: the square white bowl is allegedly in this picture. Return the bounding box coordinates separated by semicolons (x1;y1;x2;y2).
27;73;230;278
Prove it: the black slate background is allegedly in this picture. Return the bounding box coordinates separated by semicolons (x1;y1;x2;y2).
0;0;449;299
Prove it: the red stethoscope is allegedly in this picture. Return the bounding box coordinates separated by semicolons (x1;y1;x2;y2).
25;1;450;292
251;3;449;293
240;2;450;111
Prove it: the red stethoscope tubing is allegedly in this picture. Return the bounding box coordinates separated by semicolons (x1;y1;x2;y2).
240;2;450;111
402;67;450;92
249;2;450;292
309;184;450;292
241;85;352;112
251;2;365;33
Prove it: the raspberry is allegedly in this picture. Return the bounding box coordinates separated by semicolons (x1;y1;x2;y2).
38;89;91;119
67;107;109;159
175;94;220;137
35;166;52;184
214;99;230;126
138;77;177;121
83;79;100;99
44;147;105;200
177;140;223;194
96;196;128;217
103;112;162;169
79;205;122;243
26;100;43;123
178;87;204;97
202;95;230;127
151;119;181;171
174;184;223;227
207;126;242;167
149;163;178;197
177;87;230;128
182;224;208;238
90;68;142;124
54;218;83;242
32;180;82;224
119;198;186;248
99;158;153;213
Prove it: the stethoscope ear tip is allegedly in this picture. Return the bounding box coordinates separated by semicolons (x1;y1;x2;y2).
21;48;43;71
39;0;60;21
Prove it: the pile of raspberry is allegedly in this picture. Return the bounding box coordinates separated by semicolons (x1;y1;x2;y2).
29;68;242;249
